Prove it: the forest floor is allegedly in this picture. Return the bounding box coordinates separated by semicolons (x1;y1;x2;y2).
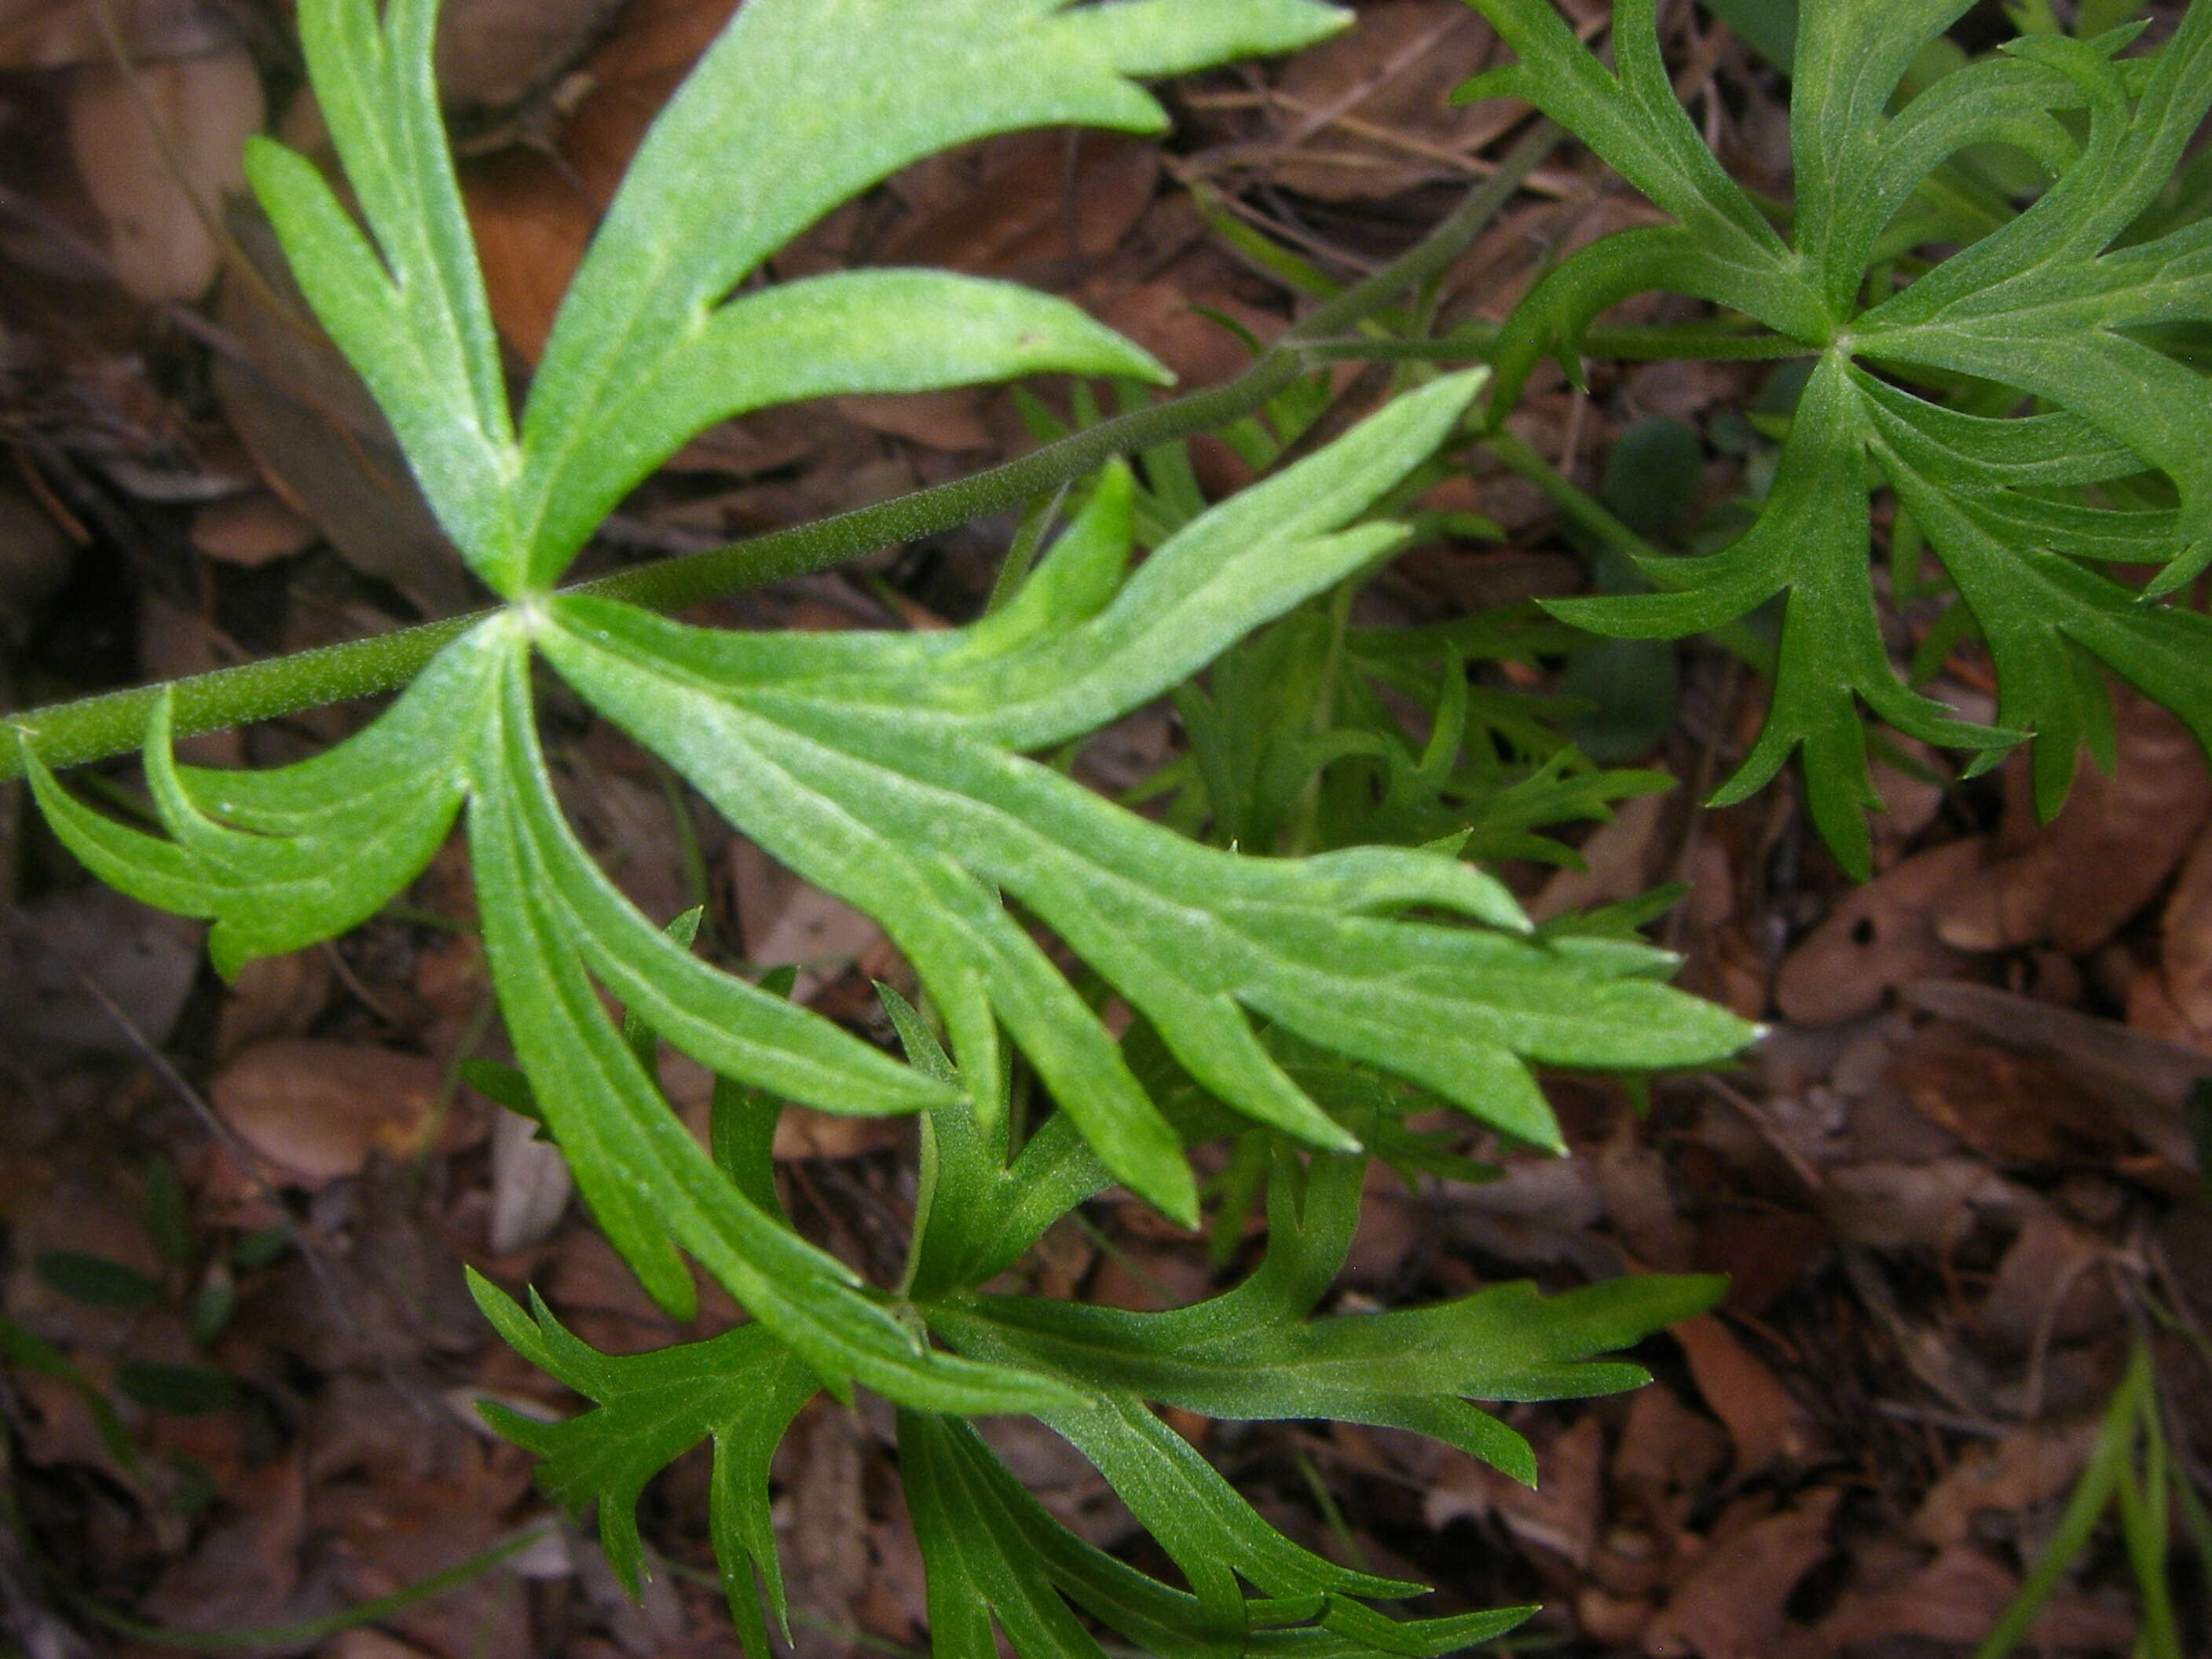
1;2;2207;1655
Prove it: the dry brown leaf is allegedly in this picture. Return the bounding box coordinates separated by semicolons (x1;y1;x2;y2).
1262;0;1499;203
1903;981;2202;1177
1818;1543;2136;1653
214;211;474;613
1815;1158;2023;1253
1640;1487;1837;1659
2152;822;2212;1048
1977;1207;2117;1352
189;491;317;568
835;387;994;451
487;1101;574;1254
211;1039;452;1186
1424;1415;1605;1567
1775;837;1987;1025
68;46;263;303
1911;1421;2098;1550
212;947;334;1059
1672;1314;1820;1476
0;884;203;1062
878;132;1160;280
1933;694;2212;954
1888;1020;2129;1170
1530;789;1670;922
460;146;597;362
551;0;738;196
730;836;884;998
1612;1382;1727;1538
0;0;232;72
434;0;618;120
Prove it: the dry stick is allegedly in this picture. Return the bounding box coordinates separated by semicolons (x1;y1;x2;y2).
1;120;1562;783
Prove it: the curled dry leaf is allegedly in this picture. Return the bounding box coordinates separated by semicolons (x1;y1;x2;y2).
68;46;264;304
1775;837;1987;1025
211;1038;454;1186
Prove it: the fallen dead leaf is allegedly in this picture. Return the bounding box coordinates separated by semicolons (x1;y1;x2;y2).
211;1039;452;1186
1904;980;2203;1177
1425;1415;1605;1567
1260;0;1500;203
0;885;203;1063
2152;821;2212;1048
487;1101;574;1254
879;132;1160;280
1933;693;2212;954
1530;789;1670;922
434;0;618;122
1641;1487;1837;1659
1776;837;1987;1025
730;836;884;999
835;387;994;451
68;46;263;304
1912;1419;2098;1549
214;209;474;613
189;490;317;568
1818;1543;2137;1653
1672;1314;1821;1477
212;947;334;1059
1611;1382;1727;1539
1888;1020;2129;1170
1815;1158;2023;1253
0;0;233;71
463;145;597;362
1976;1207;2117;1353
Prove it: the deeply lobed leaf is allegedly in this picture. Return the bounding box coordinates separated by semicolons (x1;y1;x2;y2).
1467;0;2212;873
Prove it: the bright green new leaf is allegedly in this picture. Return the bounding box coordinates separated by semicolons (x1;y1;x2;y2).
1464;0;2212;874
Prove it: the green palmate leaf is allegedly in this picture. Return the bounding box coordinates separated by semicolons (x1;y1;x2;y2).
247;0;1348;595
467;1273;816;1656
1465;0;2212;875
532;375;1751;1222
899;1408;1537;1659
